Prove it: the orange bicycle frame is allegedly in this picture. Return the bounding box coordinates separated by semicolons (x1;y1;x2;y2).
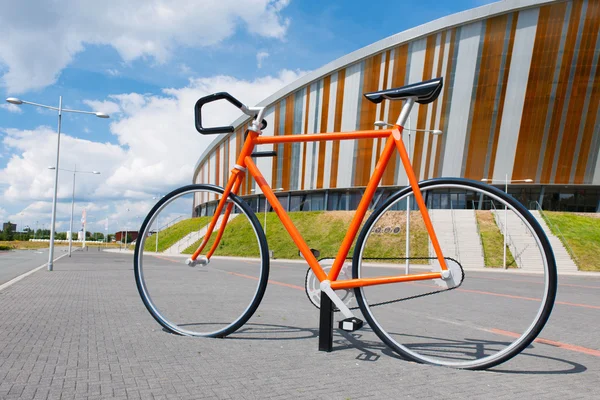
191;125;448;289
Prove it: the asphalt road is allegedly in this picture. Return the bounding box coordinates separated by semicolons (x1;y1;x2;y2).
0;246;70;285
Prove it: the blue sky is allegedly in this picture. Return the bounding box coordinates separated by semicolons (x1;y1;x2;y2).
0;0;494;234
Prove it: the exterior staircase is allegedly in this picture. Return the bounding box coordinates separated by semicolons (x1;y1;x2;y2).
429;209;484;269
163;214;238;255
530;210;579;272
491;209;544;271
490;209;579;272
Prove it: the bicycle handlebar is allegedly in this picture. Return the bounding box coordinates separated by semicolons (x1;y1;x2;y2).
194;92;267;135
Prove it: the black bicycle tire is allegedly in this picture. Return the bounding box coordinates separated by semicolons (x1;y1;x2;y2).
352;177;557;370
133;184;270;338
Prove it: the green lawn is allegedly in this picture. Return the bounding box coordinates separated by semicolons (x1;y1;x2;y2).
143;217;211;252
182;211;429;261
475;211;516;268
360;211;429;262
542;212;600;271
183;211;351;259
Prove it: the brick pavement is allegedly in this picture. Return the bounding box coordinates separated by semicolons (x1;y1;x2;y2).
0;251;598;399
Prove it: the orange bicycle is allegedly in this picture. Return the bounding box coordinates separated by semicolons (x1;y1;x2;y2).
134;78;557;369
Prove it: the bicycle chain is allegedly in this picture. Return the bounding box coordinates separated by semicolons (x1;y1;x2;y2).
305;257;465;312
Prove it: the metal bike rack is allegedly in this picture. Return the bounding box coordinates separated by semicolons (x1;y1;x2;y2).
318;294;334;352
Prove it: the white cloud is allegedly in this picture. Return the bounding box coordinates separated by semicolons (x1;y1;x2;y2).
0;103;23;113
0;68;304;230
0;0;291;93
179;64;192;75
83;99;122;116
256;51;270;68
105;69;121;77
0;127;127;203
102;69;304;197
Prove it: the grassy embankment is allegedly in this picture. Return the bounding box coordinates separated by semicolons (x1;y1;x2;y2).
181;211;430;261
475;211;517;268
0;241;123;250
542;212;600;272
143;217;211;252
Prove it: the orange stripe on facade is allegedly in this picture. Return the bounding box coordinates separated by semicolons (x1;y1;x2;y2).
464;15;508;180
412;35;436;179
317;76;331;188
215;144;221;186
486;13;518;180
540;0;583;183
423;32;446;179
330;68;346;188
557;0;599;183
225;137;231;184
575;1;600;183
281;94;295;190
355;53;382;186
513;2;567;181
383;44;409;185
272;102;281;189
375;51;392;167
433;29;457;178
301;88;310;189
378;50;391;123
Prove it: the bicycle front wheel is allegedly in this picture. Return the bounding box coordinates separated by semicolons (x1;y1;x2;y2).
353;178;557;369
134;184;269;337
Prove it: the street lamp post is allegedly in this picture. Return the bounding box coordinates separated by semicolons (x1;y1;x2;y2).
19;212;24;241
123;208;130;250
49;165;100;257
251;187;283;240
152;195;164;252
6;96;109;271
481;175;533;269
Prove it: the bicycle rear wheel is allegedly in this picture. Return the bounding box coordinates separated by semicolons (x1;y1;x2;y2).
352;178;557;369
134;184;269;337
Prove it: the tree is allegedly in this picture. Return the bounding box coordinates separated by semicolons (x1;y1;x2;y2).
1;221;15;241
93;232;105;241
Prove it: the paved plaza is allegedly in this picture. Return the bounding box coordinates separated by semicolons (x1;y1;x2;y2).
0;250;599;399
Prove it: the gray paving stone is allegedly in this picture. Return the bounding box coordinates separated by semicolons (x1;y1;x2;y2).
0;251;599;399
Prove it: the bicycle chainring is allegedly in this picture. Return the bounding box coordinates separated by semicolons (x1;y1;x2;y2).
304;259;354;310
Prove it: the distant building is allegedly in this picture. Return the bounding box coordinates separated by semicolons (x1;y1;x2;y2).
2;222;17;232
115;231;139;242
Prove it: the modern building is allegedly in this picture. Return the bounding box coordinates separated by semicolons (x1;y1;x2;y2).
193;0;600;214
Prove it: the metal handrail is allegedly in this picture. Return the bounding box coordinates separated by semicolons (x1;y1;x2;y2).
450;200;460;262
177;222;209;253
473;208;486;264
157;215;184;233
490;201;520;268
531;201;580;267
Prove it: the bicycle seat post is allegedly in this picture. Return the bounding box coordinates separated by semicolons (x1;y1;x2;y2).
395;97;415;128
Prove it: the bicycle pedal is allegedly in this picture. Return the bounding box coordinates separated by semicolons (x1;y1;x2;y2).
338;317;363;332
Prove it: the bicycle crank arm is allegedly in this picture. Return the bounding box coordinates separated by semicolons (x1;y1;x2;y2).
320;280;355;319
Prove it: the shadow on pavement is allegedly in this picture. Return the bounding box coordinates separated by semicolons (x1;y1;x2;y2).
337;329;587;374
